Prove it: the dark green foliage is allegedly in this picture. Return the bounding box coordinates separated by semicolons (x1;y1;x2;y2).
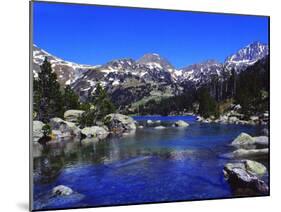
136;90;196;116
197;87;219;118
42;124;51;136
235;57;269;116
33;58;64;122
79;83;116;127
63;85;80;111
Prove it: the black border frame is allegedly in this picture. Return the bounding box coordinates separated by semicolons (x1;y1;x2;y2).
29;1;270;211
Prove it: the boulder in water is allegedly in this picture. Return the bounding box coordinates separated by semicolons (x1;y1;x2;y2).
52;185;73;196
223;161;268;195
174;120;189;127
81;126;109;139
49;117;80;137
147;120;153;124
231;133;256;149
233;148;268;159
104;113;136;133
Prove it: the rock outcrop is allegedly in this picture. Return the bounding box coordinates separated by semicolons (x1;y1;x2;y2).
223;161;268;195
49;117;80;138
81;126;109;139
64;110;85;122
33;120;45;142
104;113;136;133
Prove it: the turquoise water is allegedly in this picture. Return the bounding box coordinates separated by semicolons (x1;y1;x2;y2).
33;116;264;210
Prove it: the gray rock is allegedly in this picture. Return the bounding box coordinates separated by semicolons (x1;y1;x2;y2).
147;120;153;124
104;113;136;133
223;162;268;195
154;126;166;129
254;136;269;148
233;148;268;159
81;126;109;139
52;185;73;196
174;120;189;127
231;133;256;149
33;120;45;142
49;117;80;137
64;110;85;122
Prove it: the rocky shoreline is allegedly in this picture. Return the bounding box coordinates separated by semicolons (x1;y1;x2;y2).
222;132;269;195
196;104;269;126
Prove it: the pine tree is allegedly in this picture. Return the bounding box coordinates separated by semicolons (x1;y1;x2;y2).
197;87;219;118
79;83;115;127
33;57;63;122
63;85;80;111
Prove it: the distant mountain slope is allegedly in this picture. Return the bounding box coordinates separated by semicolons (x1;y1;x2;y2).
32;41;269;110
33;45;99;85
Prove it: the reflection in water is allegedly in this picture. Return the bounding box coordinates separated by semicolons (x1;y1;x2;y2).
33;119;266;210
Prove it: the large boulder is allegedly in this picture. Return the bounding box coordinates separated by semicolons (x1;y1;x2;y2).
224;160;267;177
244;160;267;176
49;117;80;138
231;133;269;150
64;110;85;122
52;185;73;196
254;136;269;148
223;162;268;195
174;120;189;127
81;126;109;139
33;120;45;143
231;133;256;149
233;148;268;159
104;113;136;133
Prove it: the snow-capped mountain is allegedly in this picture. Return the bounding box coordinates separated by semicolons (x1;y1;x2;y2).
32;41;268;109
33;44;99;85
224;41;268;72
137;53;174;71
71;56;182;107
176;60;224;85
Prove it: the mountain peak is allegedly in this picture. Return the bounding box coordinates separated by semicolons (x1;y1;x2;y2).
137;53;174;70
224;41;268;71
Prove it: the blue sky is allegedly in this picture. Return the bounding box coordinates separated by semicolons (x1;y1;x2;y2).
33;2;269;68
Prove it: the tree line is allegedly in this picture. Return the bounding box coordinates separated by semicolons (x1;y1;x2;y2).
33;58;115;125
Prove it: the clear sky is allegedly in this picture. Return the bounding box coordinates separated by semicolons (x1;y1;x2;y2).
33;2;269;68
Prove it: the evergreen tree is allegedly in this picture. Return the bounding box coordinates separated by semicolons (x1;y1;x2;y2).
63;85;80;111
33;57;63;122
79;83;115;127
197;87;219;118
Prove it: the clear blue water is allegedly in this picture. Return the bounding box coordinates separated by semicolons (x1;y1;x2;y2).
33;116;265;210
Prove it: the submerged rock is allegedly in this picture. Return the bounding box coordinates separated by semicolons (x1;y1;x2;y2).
223;161;268;195
64;110;85;123
104;113;136;133
52;185;73;196
174;120;189;127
